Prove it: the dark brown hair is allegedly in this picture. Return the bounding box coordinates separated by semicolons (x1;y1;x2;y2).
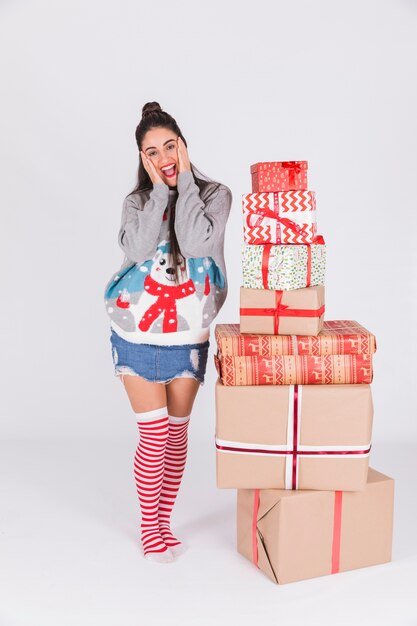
130;101;217;284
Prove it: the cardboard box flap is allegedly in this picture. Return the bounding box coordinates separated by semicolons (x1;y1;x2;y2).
256;528;278;584
257;490;282;522
366;467;392;485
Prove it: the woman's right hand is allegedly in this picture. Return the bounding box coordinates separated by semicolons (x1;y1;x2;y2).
140;151;165;185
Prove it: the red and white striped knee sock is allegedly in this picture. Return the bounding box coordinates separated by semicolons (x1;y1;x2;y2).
133;406;172;561
158;414;190;550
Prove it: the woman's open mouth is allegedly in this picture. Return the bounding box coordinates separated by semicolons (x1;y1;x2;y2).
161;163;177;178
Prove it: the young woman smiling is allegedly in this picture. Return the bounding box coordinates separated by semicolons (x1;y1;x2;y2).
104;102;232;563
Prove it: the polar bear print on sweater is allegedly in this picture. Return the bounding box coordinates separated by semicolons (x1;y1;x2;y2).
104;240;225;334
137;246;208;333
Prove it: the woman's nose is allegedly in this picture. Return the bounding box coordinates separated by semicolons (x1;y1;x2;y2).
160;155;176;166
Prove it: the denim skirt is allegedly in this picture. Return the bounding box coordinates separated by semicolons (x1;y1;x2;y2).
109;328;210;385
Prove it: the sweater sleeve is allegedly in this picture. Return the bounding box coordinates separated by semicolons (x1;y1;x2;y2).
174;170;232;258
117;183;169;264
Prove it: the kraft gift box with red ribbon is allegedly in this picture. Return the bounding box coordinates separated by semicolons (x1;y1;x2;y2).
240;285;325;336
214;321;376;386
243;191;317;245
242;241;326;290
236;468;394;584
250;161;308;193
215;380;373;491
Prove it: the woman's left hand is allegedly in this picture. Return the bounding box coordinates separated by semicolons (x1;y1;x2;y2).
177;136;191;173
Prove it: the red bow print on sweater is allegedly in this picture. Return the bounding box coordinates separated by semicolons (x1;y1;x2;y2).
139;274;196;332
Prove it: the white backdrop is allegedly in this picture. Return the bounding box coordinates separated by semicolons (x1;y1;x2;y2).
1;1;417;624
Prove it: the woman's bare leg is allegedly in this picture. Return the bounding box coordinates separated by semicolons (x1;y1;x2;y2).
119;373;167;412
158;377;202;554
166;377;201;416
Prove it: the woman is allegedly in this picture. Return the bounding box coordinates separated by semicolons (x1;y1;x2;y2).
104;102;232;563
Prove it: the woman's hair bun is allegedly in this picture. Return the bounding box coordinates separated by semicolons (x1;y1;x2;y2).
142;101;163;117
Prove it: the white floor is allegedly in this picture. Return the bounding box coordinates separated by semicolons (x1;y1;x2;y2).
1;437;416;626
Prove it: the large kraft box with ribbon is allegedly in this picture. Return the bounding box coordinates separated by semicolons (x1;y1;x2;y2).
242;242;326;290
215;380;373;490
243;191;317;245
240;285;325;336
236;468;394;584
214;322;376;386
251;161;308;192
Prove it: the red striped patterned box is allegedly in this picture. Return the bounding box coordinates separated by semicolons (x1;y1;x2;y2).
214;321;376;386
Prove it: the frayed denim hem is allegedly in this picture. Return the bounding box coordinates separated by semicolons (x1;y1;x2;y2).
114;366;204;386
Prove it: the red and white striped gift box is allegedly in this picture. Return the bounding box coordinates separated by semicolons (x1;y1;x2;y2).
243;190;317;244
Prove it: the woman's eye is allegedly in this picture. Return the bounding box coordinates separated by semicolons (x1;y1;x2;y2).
148;151;157;157
160;259;166;266
168;144;175;150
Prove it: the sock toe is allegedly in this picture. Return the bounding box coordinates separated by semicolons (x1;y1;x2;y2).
169;542;188;557
144;548;175;563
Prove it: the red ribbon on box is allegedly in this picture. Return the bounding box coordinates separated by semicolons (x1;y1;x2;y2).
331;491;343;574
217;385;371;488
240;290;325;334
245;190;312;243
246;212;307;243
251;385;344;572
280;161;303;189
252;489;260;568
260;237;325;290
252;486;344;574
261;244;312;289
306;245;312;288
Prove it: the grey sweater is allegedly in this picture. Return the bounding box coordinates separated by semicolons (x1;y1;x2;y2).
104;170;232;345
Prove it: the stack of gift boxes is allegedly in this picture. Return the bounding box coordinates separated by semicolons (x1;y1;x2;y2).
214;161;394;585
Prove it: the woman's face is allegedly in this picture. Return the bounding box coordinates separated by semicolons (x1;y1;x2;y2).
142;127;179;186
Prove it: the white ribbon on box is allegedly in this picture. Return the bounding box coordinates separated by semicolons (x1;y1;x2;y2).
215;384;372;490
